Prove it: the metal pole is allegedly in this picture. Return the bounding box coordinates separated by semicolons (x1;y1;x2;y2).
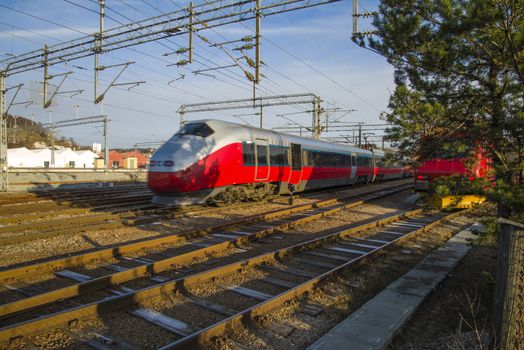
95;0;104;103
0;73;7;191
189;1;193;63
311;101;316;138
104;115;109;172
353;0;358;35
50;129;55;168
43;44;49;108
358;122;362;147
179;112;185;127
255;0;261;83
94;49;98;102
316;97;321;140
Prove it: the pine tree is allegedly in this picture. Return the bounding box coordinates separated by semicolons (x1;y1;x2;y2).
355;0;523;186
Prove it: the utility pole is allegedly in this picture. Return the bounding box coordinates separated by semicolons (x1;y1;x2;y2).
358;122;362;147
311;100;316;138
104;115;109;172
0;73;7;191
43;44;49;107
352;0;378;40
50;129;55;168
94;0;104;104
352;0;358;35
255;0;261;84
252;0;261;121
188;2;193;63
315;97;322;139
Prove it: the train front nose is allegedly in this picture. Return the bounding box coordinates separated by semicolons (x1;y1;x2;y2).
148;162;205;193
147;123;216;196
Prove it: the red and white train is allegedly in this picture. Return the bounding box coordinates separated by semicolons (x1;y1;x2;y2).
148;119;408;205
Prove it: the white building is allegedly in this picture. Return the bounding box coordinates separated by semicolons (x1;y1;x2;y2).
7;147;99;168
74;150;99;168
92;143;102;153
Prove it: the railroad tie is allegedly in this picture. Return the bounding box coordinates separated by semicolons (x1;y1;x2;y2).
219;284;273;301
130;308;199;337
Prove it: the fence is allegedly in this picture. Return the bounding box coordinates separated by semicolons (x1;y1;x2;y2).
493;218;524;350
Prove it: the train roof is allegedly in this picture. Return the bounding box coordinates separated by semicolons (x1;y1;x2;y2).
186;119;376;156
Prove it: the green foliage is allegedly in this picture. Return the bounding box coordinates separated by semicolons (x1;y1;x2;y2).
430;174;492;196
359;0;524;184
478;215;499;246
487;180;524;222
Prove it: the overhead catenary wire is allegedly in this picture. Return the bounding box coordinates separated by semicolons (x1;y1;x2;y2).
1;1;313;115
1;0;365;136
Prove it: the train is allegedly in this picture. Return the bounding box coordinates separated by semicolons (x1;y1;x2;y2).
148;119;409;206
414;148;492;191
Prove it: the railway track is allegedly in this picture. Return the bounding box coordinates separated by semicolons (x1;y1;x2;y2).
0;180;411;247
0;184;150;207
0;185;407;317
0;203;466;349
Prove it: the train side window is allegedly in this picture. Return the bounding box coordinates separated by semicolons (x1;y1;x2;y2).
242;143;256;165
257;144;269;166
307;151;315;166
351;155;357;167
291;143;302;170
270;146;288;165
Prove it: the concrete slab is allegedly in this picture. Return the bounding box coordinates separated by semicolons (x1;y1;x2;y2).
360;289;422;312
307;332;375;350
386;269;448;297
330;320;393;347
307;226;478;350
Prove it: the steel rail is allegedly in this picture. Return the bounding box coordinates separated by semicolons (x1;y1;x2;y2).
0;184;149;205
0;181;410;281
0;206;457;345
0;185;410;320
0;188;405;319
163;209;468;350
0;189;152;208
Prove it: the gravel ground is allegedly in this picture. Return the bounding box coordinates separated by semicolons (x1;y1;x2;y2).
0;181;415;349
0;179;410;269
213;206;490;350
0;190;413;312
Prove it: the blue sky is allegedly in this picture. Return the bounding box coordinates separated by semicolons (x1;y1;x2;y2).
0;0;392;148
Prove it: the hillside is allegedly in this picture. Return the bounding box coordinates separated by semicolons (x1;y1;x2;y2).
6;114;80;149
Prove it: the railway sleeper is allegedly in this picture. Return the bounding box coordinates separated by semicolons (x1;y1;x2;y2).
0;183;412;324
0;209;460;346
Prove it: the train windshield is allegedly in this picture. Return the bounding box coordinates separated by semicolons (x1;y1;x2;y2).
176;123;214;138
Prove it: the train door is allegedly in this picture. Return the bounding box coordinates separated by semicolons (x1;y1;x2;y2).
350;153;357;184
288;143;303;186
255;139;270;181
371;148;377;183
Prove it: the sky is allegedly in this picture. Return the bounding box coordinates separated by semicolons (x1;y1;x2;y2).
0;0;393;148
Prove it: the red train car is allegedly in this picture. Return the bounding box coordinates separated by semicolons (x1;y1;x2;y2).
148;120;408;205
414;148;491;191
